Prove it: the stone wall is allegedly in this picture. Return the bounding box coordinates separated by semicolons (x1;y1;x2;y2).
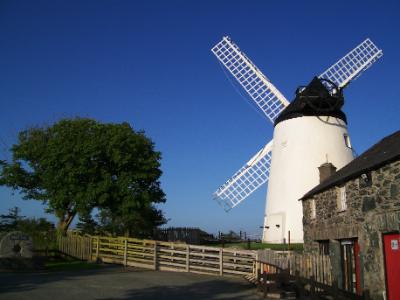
302;159;400;300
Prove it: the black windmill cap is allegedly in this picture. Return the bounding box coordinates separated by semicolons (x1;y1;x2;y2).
274;77;347;126
303;76;332;98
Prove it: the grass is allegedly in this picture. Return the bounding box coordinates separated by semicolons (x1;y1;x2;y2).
208;242;304;252
44;258;102;272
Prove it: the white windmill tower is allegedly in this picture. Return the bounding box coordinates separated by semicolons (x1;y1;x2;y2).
211;37;383;243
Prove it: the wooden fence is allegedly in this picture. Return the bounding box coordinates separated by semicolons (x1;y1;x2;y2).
57;234;257;277
255;250;333;285
58;234;92;260
254;250;364;300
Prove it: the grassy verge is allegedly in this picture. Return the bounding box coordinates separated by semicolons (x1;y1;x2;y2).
45;258;102;272
207;242;303;252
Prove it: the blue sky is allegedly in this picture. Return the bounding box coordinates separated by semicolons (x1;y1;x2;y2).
0;0;399;237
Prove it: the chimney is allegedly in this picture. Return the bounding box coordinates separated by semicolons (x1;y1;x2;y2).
318;162;336;183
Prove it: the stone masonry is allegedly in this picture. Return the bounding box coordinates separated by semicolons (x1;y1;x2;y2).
302;159;400;300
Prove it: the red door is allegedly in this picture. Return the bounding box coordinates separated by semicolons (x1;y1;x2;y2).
354;240;362;295
384;233;400;300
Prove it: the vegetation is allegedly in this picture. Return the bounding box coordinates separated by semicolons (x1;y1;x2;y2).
0;206;56;250
76;207;166;238
0;206;54;233
210;241;304;252
0;118;166;236
44;257;101;271
0;206;24;232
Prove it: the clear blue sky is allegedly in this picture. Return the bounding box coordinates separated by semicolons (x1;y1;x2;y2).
0;0;399;238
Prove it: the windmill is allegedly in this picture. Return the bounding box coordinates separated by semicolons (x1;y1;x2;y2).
211;37;383;243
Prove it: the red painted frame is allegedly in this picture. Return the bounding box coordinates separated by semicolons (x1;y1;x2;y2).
354;240;362;295
383;233;400;300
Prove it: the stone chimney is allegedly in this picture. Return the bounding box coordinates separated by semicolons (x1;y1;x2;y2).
318;162;336;183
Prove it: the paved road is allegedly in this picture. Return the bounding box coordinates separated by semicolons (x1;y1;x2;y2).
0;266;260;300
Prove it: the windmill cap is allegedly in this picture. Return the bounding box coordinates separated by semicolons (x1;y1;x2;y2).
274;77;347;126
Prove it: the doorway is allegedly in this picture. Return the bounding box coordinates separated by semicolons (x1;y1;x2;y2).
383;233;400;300
340;239;361;294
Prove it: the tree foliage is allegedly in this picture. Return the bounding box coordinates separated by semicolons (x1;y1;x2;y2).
0;118;166;234
0;206;24;231
76;206;166;238
0;206;54;233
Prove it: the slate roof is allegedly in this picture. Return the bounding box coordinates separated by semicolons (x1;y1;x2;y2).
301;130;400;200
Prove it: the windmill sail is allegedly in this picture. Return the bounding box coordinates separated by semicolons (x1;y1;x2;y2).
319;38;383;90
211;37;289;123
213;140;273;211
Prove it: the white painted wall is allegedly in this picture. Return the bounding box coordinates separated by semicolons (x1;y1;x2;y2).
262;115;354;243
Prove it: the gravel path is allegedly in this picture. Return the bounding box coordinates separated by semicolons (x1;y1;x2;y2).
0;266;260;300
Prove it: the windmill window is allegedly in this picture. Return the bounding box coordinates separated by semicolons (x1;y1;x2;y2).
344;134;352;149
337;185;347;212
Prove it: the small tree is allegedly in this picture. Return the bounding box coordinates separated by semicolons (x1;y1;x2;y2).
0;118;166;235
76;214;98;235
0;206;24;231
95;205;166;238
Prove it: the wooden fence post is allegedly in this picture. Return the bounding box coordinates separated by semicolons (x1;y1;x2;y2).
76;236;78;258
74;236;77;257
186;245;190;272
153;241;158;270
219;248;223;276
80;236;84;260
69;235;72;256
96;237;100;261
66;235;69;256
255;252;259;280
310;276;316;298
124;239;128;266
88;236;92;261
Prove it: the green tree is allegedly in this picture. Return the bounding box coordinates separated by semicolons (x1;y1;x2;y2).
0;206;24;231
16;217;54;233
95;205;166;238
0;118;166;234
76;213;99;235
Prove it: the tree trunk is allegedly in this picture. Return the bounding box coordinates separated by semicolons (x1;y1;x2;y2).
57;211;76;235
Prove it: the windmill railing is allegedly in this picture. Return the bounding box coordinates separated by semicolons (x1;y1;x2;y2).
254;249;366;300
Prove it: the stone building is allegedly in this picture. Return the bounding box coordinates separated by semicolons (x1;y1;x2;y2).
301;130;400;300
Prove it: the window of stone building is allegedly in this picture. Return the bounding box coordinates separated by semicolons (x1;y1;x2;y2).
318;240;329;255
337;185;347;211
359;172;372;188
343;134;352;149
311;199;316;219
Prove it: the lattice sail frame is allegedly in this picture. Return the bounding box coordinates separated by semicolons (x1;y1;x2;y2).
211;37;289;123
319;38;383;90
212;37;383;211
213;140;273;211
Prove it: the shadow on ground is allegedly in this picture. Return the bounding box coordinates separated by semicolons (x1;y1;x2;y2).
0;266;260;300
0;265;123;295
98;278;257;300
